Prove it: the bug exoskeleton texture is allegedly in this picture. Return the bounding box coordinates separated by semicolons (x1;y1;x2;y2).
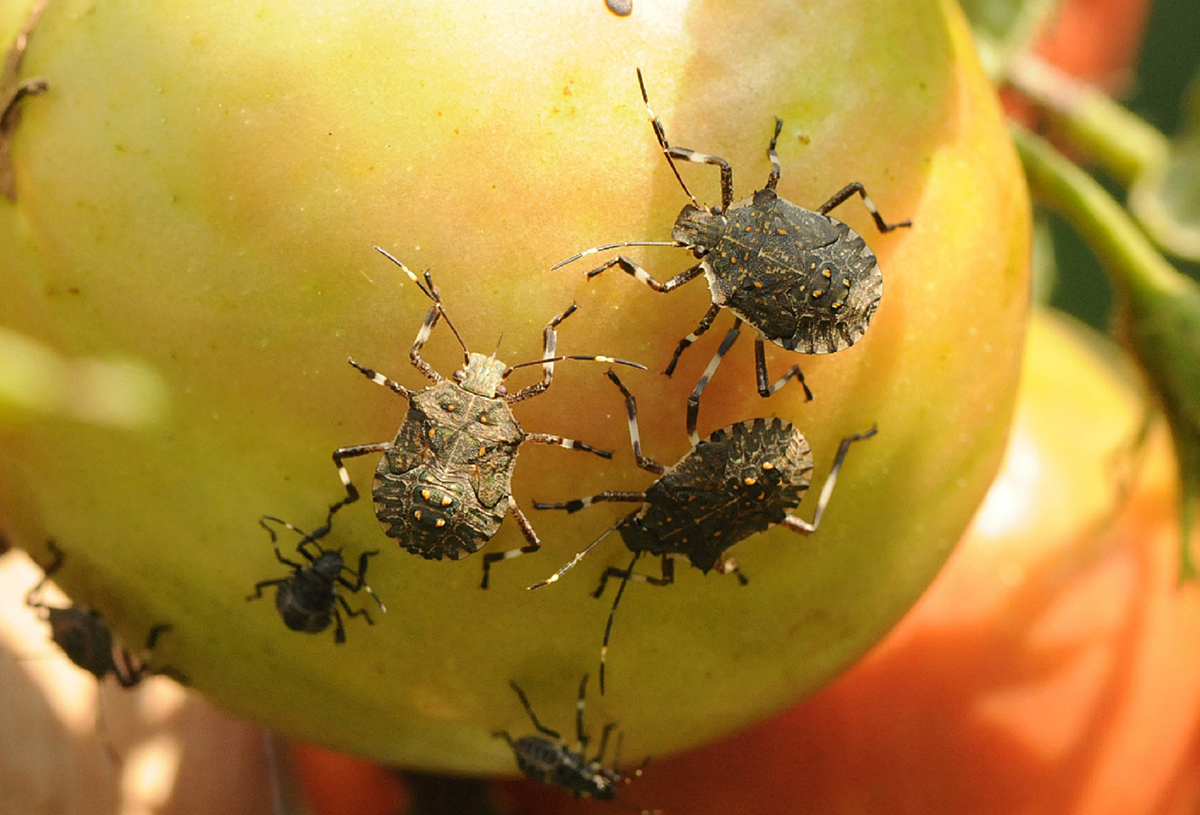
531;370;876;691
246;513;385;644
25;540;173;687
495;674;659;813
330;247;647;589
555;69;911;443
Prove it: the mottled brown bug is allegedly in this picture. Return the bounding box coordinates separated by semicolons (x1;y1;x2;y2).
246;514;384;644
329;248;646;589
532;370;876;691
555;70;910;443
25;540;172;687
495;674;658;813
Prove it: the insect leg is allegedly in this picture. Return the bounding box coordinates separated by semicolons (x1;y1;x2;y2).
592;721;617;765
335;594;376;628
596;553;675;694
337;551;386;612
332;442;392;507
686;318;744;445
584;256;705;293
409;302;447;384
25;539;64;609
504;302;575;401
781;426;878;534
246;577;289;602
509;680;563;739
714;557;750;586
532;492;646;514
145;623;172;650
524;432;613;459
765;117;783;190
347;358;411;398
112;648;149;688
664;303;722;378
480;497;543;589
816;182;912;233
605;369;665;474
330;606;347;645
575;673;591;754
754;334;813;402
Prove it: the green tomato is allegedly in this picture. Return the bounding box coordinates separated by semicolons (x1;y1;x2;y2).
0;0;1029;771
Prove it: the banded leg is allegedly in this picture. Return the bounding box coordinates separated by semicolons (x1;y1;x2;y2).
605;369;665;475
332;442;392;506
817;182;912;233
480;497;542;589
256;517;307;571
663;303;722;377
336;551;386;613
532;491;646;514
686;317;744;445
583;256;704;293
510;680;563;739
347;358;411;398
374;247;457;382
754;335;813;402
595;552;675;694
575;673;592;753
506;302;577;401
781;426;878;535
524;432;614;459
765;117;783;190
714;557;750;587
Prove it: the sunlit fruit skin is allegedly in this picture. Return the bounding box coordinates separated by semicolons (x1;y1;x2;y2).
502;309;1200;814
0;0;1029;769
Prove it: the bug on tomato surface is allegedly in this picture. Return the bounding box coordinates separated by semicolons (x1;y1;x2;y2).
25;540;174;687
329;248;647;589
495;673;659;813
532;370;876;691
246;513;385;645
555;69;910;443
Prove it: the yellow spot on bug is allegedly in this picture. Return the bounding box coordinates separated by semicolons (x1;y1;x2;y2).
421;488;432;501
810;262;817;269
799;285;806;292
822;268;832;278
843;278;851;286
479;446;487;457
479;415;488;424
414;510;423;520
753;281;763;289
743;476;758;486
427;428;436;439
731;256;737;264
435;519;446;528
778;229;787;235
832;301;843;309
441;496;453;506
812;290;823;298
762;461;775;470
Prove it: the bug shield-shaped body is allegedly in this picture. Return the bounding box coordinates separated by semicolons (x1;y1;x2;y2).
275;550;353;634
373;354;524;561
681;188;882;355
45;605;118;681
511;736;618;800
623;416;812;571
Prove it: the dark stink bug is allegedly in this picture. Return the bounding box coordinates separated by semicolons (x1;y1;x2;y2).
25;540;172;687
495;674;658;814
532;370;876;691
246;513;385;644
555;70;911;443
328;248;646;589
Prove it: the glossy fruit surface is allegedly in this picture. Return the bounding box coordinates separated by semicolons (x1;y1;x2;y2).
0;0;1028;769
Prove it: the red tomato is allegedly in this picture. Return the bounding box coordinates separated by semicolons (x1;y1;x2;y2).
497;310;1200;815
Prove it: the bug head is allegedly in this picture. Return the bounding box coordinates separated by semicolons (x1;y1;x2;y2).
456;352;508;397
310;549;345;581
672;204;726;256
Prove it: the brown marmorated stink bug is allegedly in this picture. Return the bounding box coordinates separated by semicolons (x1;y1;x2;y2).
495;673;659;813
327;248;647;589
531;370;875;691
25;540;174;687
246;513;385;644
555;70;910;443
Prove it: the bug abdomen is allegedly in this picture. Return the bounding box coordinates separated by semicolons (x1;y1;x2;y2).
275;573;335;634
373;466;504;560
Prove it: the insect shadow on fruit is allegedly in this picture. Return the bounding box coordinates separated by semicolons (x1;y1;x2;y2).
327;247;647;589
531;369;876;692
25;539;177;686
246;512;384;644
495;673;660;814
554;69;910;443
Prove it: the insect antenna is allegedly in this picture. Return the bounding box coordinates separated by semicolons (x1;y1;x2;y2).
527;520;623;590
505;355;646;376
636;68;699;209
374;246;471;363
551;241;688;271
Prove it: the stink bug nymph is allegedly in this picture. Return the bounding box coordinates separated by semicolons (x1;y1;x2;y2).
495;674;659;814
555;70;911;443
532;370;876;691
329;248;647;589
246;513;385;644
26;540;173;687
